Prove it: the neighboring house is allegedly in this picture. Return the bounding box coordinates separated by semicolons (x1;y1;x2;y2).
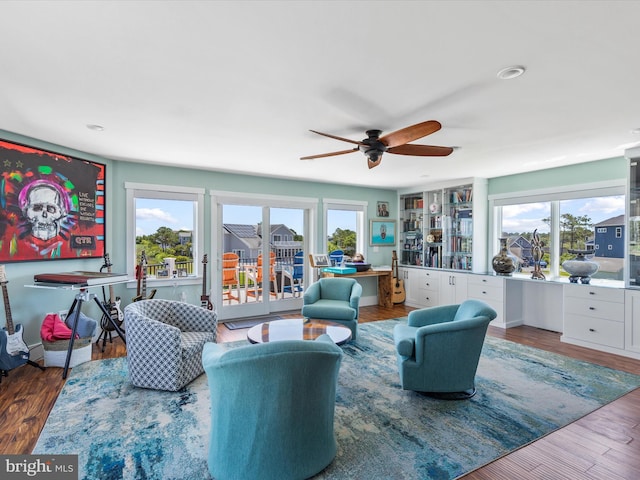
178;230;192;245
594;215;625;258
223;223;302;260
508;236;533;265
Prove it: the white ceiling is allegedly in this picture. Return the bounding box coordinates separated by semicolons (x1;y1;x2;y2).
1;1;640;190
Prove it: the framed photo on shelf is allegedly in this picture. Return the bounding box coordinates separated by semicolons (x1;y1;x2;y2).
370;220;396;246
0;139;106;263
376;201;390;217
309;254;330;267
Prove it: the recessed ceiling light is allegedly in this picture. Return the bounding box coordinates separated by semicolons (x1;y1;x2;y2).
86;124;104;131
497;65;526;80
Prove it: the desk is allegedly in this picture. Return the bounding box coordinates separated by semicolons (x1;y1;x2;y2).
320;269;393;308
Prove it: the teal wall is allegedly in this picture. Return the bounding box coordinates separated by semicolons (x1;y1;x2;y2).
488;157;626;195
0;129;395;346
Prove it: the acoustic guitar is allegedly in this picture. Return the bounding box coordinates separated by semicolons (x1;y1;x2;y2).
133;250;157;302
200;254;213;310
391;250;406;304
0;265;30;372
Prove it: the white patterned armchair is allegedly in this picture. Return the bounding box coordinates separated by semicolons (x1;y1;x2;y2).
125;299;217;391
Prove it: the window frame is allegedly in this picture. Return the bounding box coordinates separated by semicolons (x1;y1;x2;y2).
125;182;205;287
489;180;625;283
322;198;368;257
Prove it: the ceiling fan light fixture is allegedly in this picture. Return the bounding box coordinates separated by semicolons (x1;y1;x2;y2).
497;65;526;80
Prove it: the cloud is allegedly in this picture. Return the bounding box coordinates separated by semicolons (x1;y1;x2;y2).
136;208;178;224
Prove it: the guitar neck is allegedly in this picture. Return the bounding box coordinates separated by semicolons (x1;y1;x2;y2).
1;282;15;335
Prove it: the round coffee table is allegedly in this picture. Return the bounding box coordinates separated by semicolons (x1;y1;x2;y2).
246;318;352;345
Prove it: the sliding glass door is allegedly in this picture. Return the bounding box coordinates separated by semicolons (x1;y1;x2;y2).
211;192;316;321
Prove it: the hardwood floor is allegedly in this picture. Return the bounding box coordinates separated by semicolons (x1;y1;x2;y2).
1;304;639;480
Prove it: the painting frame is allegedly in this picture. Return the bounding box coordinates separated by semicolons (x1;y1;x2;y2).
309;254;330;268
0;138;106;263
370;220;396;246
376;200;390;217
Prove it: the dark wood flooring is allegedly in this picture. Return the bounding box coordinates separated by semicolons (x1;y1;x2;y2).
1;304;639;480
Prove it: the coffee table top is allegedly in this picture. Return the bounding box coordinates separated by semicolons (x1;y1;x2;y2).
246;318;352;345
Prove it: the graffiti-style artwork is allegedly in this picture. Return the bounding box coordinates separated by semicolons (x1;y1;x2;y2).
0;139;105;262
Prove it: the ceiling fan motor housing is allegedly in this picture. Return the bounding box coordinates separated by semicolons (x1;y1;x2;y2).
360;129;387;161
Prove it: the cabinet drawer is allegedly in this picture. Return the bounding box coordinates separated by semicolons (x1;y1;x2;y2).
416;288;439;307
564;285;625;303
564;314;624;349
563;296;624;322
467;275;503;289
467;283;503;302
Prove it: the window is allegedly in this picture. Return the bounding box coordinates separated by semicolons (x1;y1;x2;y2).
126;182;204;283
323;199;367;258
490;182;625;284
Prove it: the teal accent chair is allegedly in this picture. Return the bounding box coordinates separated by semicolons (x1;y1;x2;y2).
202;335;343;480
301;277;362;340
393;299;497;399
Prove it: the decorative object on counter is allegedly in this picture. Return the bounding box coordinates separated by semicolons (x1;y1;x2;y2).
562;249;599;284
429;192;441;214
531;229;546;280
492;237;518;276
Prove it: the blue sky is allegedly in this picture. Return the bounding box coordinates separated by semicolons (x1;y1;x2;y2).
136;200;355;237
502;195;625;234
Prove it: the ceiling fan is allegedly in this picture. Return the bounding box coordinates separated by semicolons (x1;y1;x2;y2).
300;120;453;169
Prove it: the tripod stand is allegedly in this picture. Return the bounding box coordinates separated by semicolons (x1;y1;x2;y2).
62;287;126;379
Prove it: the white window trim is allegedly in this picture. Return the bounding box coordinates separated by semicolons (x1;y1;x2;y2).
125;182;205;287
488;180;625;280
322;198;368;256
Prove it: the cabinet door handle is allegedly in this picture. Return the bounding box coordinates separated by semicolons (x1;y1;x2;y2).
589;291;595;295
482;291;487;295
589;307;595;310
589;328;596;332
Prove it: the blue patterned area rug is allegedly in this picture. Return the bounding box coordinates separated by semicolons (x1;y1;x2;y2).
34;319;640;480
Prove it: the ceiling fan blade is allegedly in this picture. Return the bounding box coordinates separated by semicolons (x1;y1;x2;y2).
387;144;453;157
309;130;365;146
379;120;442;148
300;148;359;160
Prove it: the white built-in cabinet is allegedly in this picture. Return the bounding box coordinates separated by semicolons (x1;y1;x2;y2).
562;284;625;351
439;271;468;304
625;289;640;354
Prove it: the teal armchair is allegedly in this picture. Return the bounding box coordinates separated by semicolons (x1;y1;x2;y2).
393;299;497;399
301;277;362;340
202;336;343;480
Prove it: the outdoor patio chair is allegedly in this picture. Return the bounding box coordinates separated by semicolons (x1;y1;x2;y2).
222;252;240;303
246;252;278;300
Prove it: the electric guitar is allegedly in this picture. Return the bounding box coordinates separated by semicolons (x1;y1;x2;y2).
133;250;157;302
101;253;124;329
0;265;30;372
201;254;213;310
391;250;406;304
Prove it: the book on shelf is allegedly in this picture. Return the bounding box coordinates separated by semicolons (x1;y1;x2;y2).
34;271;129;286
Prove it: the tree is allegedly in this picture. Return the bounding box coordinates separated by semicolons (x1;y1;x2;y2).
327;228;357;257
151;226;180;252
560;213;592;253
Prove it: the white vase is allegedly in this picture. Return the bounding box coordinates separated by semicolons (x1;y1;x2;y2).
429;193;440;214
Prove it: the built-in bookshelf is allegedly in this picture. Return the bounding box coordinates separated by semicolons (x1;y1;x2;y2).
398;179;488;273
